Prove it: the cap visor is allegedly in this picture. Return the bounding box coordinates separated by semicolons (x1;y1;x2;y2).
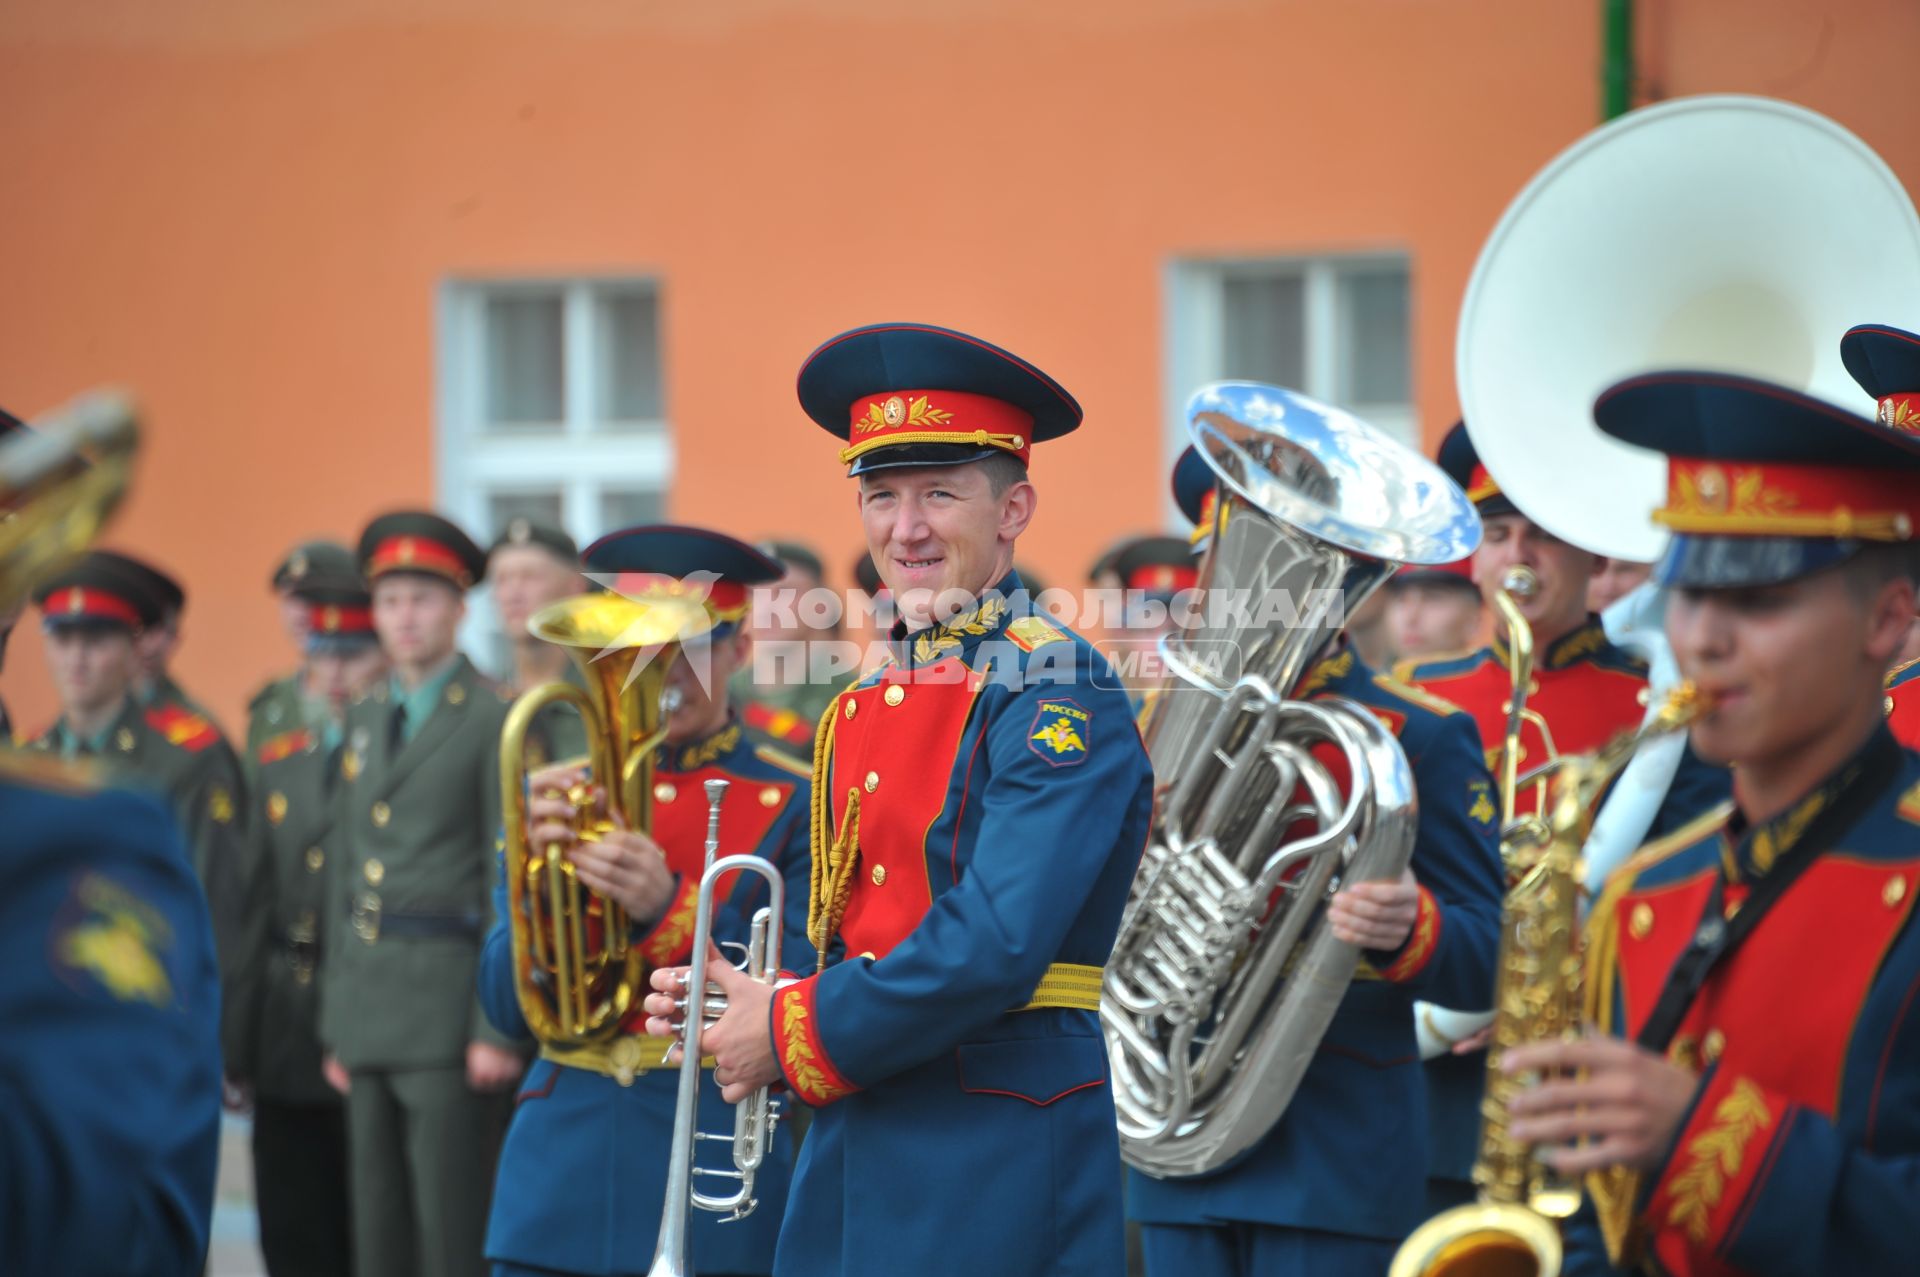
1653;534;1860;589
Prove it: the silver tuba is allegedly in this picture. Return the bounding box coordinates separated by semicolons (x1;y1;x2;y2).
1103;382;1481;1178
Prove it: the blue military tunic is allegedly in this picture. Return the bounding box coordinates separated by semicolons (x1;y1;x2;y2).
1127;648;1505;1269
478;720;814;1277
0;757;223;1275
1564;729;1920;1277
769;576;1154;1277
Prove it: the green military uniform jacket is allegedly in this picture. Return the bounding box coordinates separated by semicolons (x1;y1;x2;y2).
246;669;311;762
318;653;518;1070
248;723;348;1104
27;695;259;1074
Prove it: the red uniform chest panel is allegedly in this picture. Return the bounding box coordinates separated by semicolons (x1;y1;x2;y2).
1618;857;1920;1112
1890;681;1920;751
832;662;984;960
650;764;793;898
1422;661;1645;815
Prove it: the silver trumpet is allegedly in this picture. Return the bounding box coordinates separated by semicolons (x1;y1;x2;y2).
647;779;786;1277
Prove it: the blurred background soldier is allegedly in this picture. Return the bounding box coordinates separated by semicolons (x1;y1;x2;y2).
736;537;838;749
245;573;388;1277
248;539;360;760
319;510;524;1277
485;517;586;766
1384;558;1483;663
26;552;258;1093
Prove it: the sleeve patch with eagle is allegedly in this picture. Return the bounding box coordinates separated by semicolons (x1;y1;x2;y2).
1027;697;1091;767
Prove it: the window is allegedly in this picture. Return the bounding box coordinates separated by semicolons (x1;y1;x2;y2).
438;278;673;672
1165;256;1414;523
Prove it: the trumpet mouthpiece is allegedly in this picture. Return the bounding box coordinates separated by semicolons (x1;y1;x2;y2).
1500;566;1539;601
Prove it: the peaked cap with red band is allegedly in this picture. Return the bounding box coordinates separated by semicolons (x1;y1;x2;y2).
270;539;356;592
1389;555;1480;594
293;575;377;648
1840;322;1920;436
356;511;487;591
797;322;1082;476
1595;370;1920;589
582;524;783;637
33;552;164;631
1109;535;1199;597
91;549;185;617
1436;421;1517;519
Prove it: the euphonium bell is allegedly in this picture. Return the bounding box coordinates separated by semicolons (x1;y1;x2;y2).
498;591;714;1046
0;392;138;618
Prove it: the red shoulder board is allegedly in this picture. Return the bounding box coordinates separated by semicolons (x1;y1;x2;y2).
258;727;315;766
146;705;220;753
744;701;814;748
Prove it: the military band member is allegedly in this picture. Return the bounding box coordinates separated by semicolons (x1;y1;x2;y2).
485;517;587;766
1101;534;1197;704
1129;431;1506;1277
247;575;387;1277
26;554;257;1080
735;538;840;749
1843;322;1920;752
1396;423;1731;1214
480;525;813;1277
645;323;1155;1277
1505;371;1920;1277
319;511;523;1277
1589;556;1655;614
248;539;360;760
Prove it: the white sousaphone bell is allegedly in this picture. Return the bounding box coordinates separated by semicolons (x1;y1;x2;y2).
1417;94;1920;1060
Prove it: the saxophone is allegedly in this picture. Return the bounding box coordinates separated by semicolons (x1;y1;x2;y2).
1389;684;1707;1277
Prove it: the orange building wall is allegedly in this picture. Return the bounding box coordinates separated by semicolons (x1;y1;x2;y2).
2;0;1916;736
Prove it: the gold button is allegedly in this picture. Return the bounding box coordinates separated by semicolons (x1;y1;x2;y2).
267;792;289;826
884;685;905;707
1628;902;1653;939
1670;1034;1697;1068
759;786;781;808
371;801;391;828
115;727;136;753
1636;687;1652;707
858;950;877;960
447;683;466;705
305;847;325;874
864;771;880;794
364;858;385;885
871;864;887;886
1702;1028;1726;1064
654;781;677;803
844;700;857;721
1887;695;1897;716
1723;897;1742;920
1886;875;1909;908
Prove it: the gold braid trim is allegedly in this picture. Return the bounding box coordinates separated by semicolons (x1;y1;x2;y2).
805;695;862;965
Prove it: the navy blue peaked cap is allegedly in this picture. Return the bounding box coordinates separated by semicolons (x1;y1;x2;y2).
798;322;1081;475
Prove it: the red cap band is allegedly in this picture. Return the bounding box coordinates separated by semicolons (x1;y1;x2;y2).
308;602;375;635
1124;562;1198;593
1657;458;1919;540
841;389;1034;466
42;586;142;627
1880;394;1920;436
1466;463;1503;505
366;535;472;587
612;573;750;623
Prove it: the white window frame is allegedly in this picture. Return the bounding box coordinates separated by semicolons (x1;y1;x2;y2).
1163;253;1415;527
435;276;674;671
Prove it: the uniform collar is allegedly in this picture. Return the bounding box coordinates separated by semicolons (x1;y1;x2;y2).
660;718;744;774
1492;614;1610;673
1720;725;1900;883
55;696;137;759
891;571;1024;669
388;653;462;728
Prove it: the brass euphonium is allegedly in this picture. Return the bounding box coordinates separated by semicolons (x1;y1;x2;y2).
1389;685;1707;1277
0;392;139;618
498;591;713;1046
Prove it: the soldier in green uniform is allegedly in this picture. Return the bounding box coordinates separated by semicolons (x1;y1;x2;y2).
319;511;526;1277
25;553;258;1090
485;517;587;766
248;539;360;761
247;574;388;1277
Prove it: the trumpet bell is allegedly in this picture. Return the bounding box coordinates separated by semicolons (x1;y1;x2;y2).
1458;94;1920;563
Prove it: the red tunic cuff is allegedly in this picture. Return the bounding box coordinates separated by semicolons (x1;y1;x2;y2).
1643;1070;1788;1268
773;977;859;1107
1378;885;1442;982
638;877;701;967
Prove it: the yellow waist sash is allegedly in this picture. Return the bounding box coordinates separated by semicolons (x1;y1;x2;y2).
538;1035;714;1088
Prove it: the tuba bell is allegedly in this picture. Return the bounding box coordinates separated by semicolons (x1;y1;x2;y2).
498;591;714;1046
1101;382;1480;1178
0;392;139;618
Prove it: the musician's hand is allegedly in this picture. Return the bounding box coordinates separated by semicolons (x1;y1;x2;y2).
1452;1024;1495;1054
1503;1034;1699;1173
568;823;676;922
527;764;594;854
322;1053;350;1095
1329;867;1420;950
466;1041;527;1093
643;942;781;1103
